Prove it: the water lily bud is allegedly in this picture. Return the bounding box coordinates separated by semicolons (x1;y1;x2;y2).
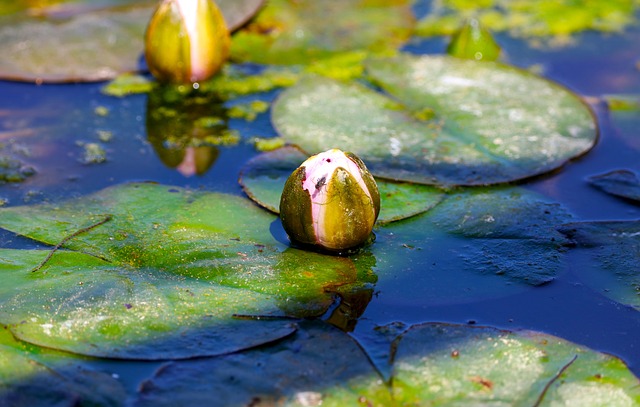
144;0;230;84
279;149;380;252
447;18;501;62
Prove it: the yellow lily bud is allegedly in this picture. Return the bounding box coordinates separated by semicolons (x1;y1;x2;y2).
144;0;230;84
447;19;501;62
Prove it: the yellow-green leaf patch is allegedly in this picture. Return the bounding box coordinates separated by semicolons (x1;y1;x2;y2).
272;54;597;186
0;183;360;359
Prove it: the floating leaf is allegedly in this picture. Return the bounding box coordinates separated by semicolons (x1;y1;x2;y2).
0;248;300;360
0;327;127;407
132;321;640;405
588;169;640;203
272;54;597;186
390;323;640;405
134;321;392;406
0;0;264;82
0;183;360;359
230;0;415;65
559;221;640;310
239;146;444;223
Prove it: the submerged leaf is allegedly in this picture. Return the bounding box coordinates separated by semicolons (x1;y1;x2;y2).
134;321;392;407
273;54;597;186
369;187;573;307
239;146;444;223
0;183;359;359
588;169;640;203
559;220;640;310
0;0;264;82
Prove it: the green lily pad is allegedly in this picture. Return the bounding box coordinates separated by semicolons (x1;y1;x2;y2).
272;54;597;186
239;146;445;224
132;321;640;405
559;221;640;310
0;183;360;359
0;327;127;407
0;0;264;82
588;169;640;203
369;188;572;307
230;0;415;65
390;323;640;405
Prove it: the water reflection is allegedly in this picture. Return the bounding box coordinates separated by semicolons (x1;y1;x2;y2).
325;250;378;332
145;86;232;177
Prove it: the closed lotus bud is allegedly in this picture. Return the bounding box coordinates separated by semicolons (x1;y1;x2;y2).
447;19;501;62
279;149;380;252
144;0;230;84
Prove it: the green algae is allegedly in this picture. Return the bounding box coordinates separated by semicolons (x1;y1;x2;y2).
417;0;640;45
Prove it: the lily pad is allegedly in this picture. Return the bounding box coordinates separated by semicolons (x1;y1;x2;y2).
272;54;597;186
135;321;392;407
0;327;127;407
0;183;360;359
0;0;265;82
588;169;640;203
239;146;445;224
559;221;640;310
230;0;415;65
390;323;640;405
132;321;640;405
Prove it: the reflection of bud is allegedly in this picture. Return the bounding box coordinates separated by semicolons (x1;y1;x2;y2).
146;86;223;176
280;149;380;252
144;0;230;83
447;19;500;62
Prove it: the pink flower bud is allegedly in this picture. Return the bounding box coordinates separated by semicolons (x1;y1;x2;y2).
280;149;380;252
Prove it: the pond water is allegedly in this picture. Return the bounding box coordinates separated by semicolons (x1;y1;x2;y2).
1;1;640;400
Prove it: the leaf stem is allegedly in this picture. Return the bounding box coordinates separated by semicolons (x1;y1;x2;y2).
30;215;113;272
533;354;578;406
